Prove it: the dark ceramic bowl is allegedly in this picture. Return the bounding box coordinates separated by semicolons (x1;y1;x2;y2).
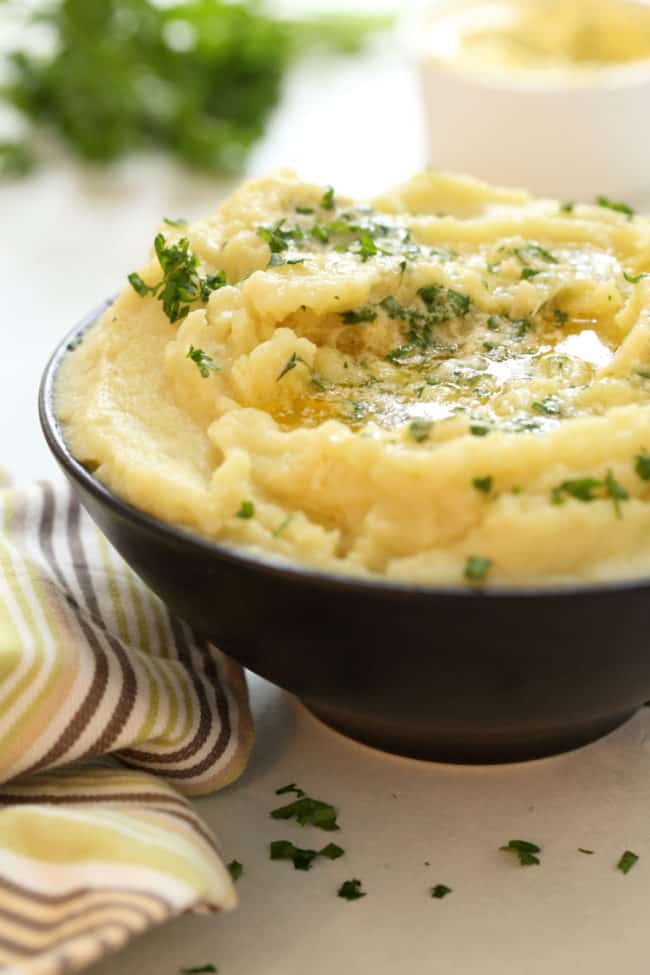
39;302;650;764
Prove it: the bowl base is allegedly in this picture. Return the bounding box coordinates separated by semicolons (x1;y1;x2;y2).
303;700;638;764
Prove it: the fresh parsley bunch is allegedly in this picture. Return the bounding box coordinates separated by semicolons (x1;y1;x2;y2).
0;0;390;177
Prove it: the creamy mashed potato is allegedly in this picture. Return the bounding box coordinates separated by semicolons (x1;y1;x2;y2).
57;170;650;586
427;0;650;75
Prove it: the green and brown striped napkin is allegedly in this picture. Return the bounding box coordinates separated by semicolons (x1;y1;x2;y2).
0;480;254;974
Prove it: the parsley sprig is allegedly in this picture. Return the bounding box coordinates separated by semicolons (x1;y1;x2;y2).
129;235;226;323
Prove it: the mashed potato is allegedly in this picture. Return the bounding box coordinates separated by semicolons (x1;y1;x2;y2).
57;170;650;586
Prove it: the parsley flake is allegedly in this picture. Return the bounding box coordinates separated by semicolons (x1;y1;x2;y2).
295;205;315;215
617;850;639;874
341;305;377;324
554;309;569;325
635;451;650;481
578;848;595;855
270;840;344;871
277;352;305;381
338;879;366;900
275;783;306;797
464;556;492;583
321;186;336;210
473;476;493;494
532;396;562;417
186;346;220;378
358;234;378;261
163;217;188;228
470;423;490;437
431;884;452;899
227;860;243;882
409;420;432;443
560;201;575;213
501;839;541;866
236;500;255;520
521;267;541;280
597;196;635;218
551;478;602;504
271;796;339;831
624;271;647;284
605;468;629;518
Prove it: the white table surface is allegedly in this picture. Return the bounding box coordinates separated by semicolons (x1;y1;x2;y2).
2;9;650;973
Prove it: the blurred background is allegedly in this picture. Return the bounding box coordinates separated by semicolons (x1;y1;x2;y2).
0;1;426;480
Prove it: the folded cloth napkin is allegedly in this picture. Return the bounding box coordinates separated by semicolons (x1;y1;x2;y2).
0;480;254;975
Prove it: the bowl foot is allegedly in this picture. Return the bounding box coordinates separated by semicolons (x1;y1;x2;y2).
302;700;639;764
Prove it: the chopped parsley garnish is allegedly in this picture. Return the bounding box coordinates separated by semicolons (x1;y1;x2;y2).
472;476;493;494
552;471;629;517
635;451;650;481
338;879;366;900
518;242;558;264
236;500;255;520
129;235;226;323
277;352;305;381
554;309;569;325
272;515;292;538
340;400;368;423
180;966;217;974
513;319;532;338
270;840;345;871
186;346;220;378
578;848;595;855
552;478;602;504
431;884;452;899
295;205;315;215
532;396;561;416
604;468;629;518
163;217;188;228
469;424;490;437
358;234;378;261
269;254;305;268
487;316;501;331
617;850;639;874
227;860;243;881
464;556;492;583
624;270;648;284
501;840;541;866
380;296;407;319
275;783;306;797
417;285;470;320
408;420;432;443
560;201;575;213
341;305;377;324
597;196;635;218
321;186;336;210
271;796;339;831
521;267;541;280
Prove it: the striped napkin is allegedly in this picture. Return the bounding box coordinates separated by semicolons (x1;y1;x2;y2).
0;479;254;975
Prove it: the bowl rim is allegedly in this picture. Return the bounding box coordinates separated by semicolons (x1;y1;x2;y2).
39;298;650;603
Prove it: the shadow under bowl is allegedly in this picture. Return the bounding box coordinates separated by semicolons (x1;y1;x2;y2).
39;302;650;764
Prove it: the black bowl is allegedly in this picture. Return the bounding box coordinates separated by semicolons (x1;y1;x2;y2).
39;302;650;764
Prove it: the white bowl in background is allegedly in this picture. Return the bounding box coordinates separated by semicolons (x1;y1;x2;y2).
409;0;650;203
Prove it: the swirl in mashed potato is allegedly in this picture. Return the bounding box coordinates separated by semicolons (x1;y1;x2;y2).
57;170;650;586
